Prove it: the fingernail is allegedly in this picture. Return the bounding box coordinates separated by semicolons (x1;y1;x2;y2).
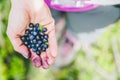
22;54;29;59
33;58;41;67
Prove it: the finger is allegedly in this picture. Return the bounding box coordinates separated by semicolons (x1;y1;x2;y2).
41;52;49;69
46;48;55;65
48;30;58;58
29;49;41;67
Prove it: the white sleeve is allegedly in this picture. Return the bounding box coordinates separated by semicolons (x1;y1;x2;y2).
86;0;120;6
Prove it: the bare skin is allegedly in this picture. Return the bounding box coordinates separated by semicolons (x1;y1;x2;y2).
7;0;58;69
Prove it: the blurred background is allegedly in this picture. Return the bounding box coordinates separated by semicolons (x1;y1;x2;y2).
0;0;120;80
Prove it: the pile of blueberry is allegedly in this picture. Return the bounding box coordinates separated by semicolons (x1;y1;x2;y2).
20;23;49;55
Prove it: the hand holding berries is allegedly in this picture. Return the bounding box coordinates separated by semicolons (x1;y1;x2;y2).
7;1;57;69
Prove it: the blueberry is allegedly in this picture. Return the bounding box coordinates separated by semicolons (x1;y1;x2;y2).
41;47;46;51
36;43;40;47
29;35;35;40
41;43;48;48
27;45;31;49
30;30;34;34
20;36;26;41
36;51;40;55
30;40;33;44
32;31;37;36
33;27;37;31
39;32;44;36
41;43;44;47
32;47;37;52
35;23;39;27
24;41;28;46
44;34;48;39
25;29;30;35
42;27;47;32
31;44;35;48
38;40;42;44
29;23;34;28
43;44;48;48
32;39;37;44
38;47;41;51
26;36;30;41
42;39;48;43
40;36;44;39
36;27;40;31
36;35;40;40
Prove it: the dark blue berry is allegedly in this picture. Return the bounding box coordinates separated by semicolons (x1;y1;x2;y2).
41;47;46;51
40;36;44;39
20;36;26;41
38;40;42;44
42;39;48;43
32;39;37;44
36;51;40;55
25;29;30;35
31;44;35;48
29;35;35;40
36;44;40;47
32;47;37;52
42;28;47;32
36;35;40;40
44;34;48;39
32;31;37;36
33;27;37;31
29;23;34;28
30;30;34;34
24;41;28;45
35;23;39;27
43;44;48;48
39;32;44;36
26;36;30;41
41;43;44;47
30;40;33;44
38;47;41;51
27;45;31;49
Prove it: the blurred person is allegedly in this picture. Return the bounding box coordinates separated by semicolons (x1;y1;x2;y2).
45;0;120;68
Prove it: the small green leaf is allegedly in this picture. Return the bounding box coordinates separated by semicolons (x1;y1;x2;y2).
45;42;49;45
39;25;43;30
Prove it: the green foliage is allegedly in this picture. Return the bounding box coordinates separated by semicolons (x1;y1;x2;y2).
0;59;8;80
9;56;26;80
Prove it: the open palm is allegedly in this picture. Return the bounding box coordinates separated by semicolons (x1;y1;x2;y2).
7;0;57;69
